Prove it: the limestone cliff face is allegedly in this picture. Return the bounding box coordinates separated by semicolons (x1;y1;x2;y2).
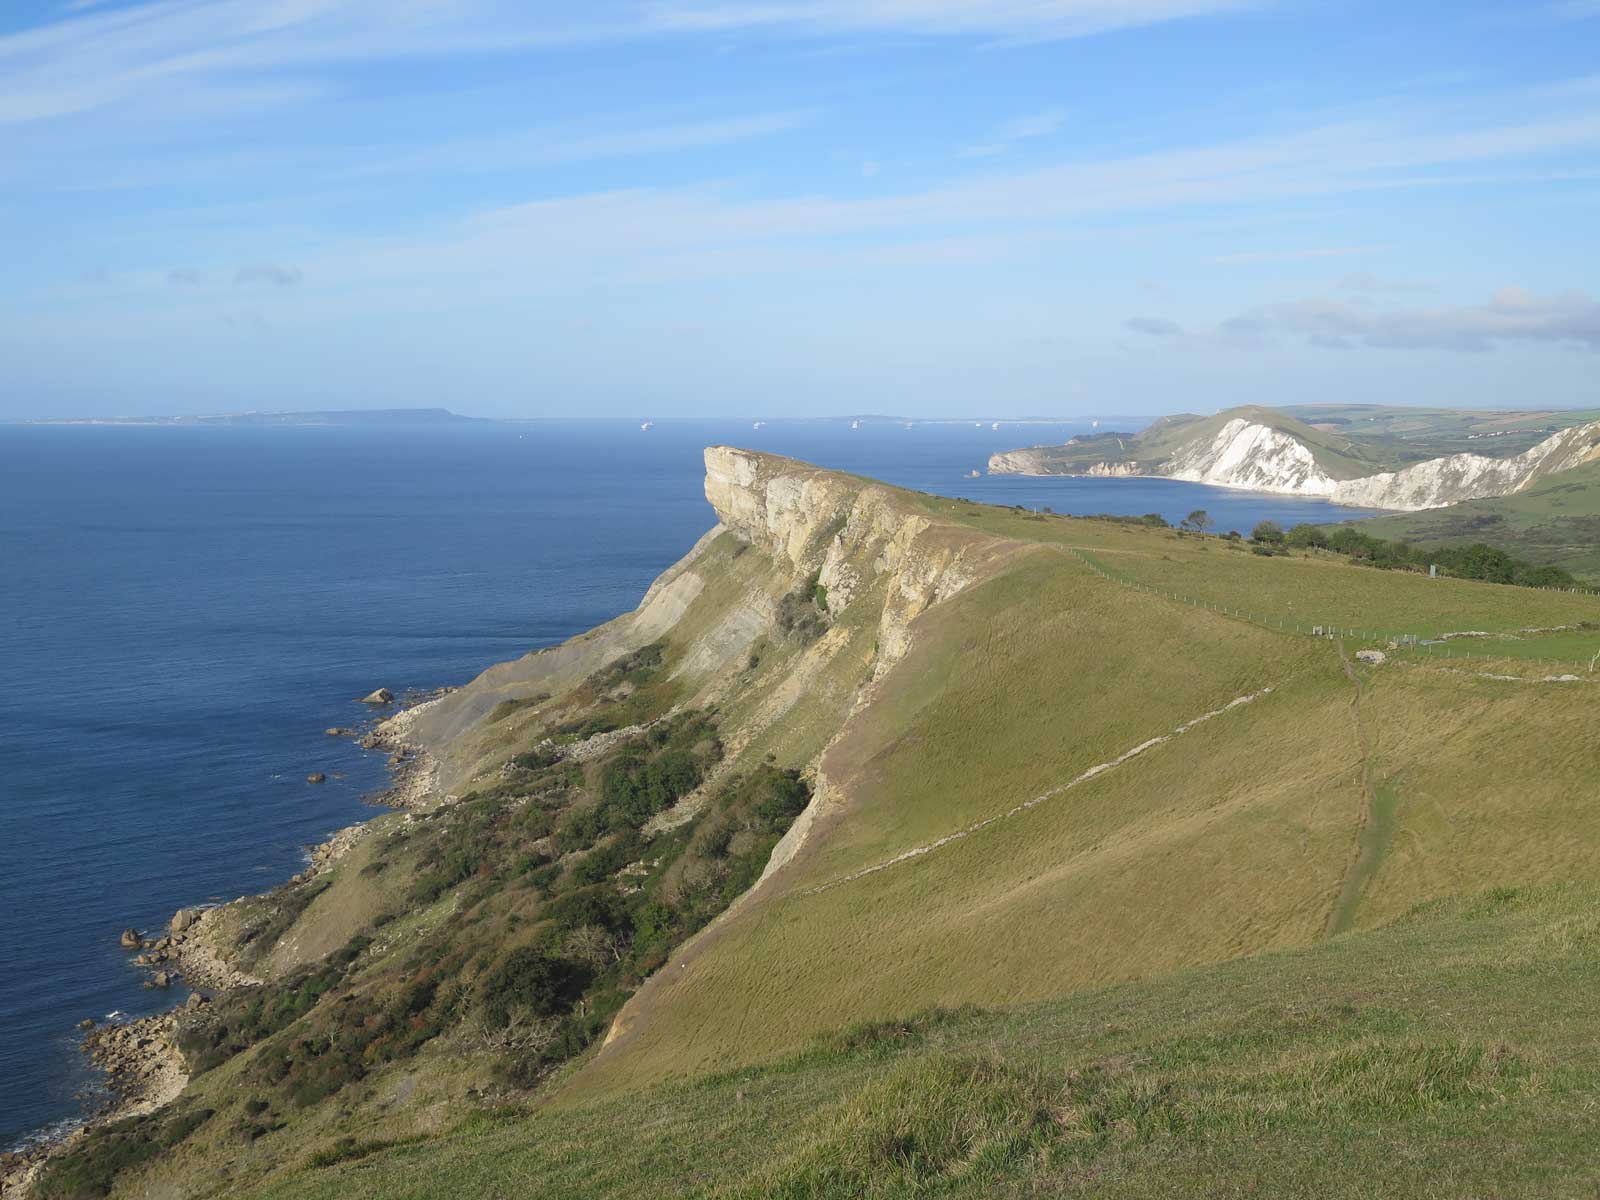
985;449;1050;475
400;448;1009;800
988;418;1600;512
1330;421;1600;510
704;446;994;673
1164;418;1340;496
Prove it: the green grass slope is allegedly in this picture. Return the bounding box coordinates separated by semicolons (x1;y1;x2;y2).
37;451;1600;1199
251;884;1600;1200
1285;403;1600;460
575;509;1599;1097
1353;458;1600;583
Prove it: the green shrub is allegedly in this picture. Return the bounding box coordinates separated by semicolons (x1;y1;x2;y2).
1311;526;1576;587
35;1108;215;1199
307;1136;413;1168
777;572;829;642
479;948;584;1028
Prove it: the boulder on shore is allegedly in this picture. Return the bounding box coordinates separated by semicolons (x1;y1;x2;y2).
306;772;327;784
119;928;144;949
361;688;395;705
171;908;199;934
324;726;354;737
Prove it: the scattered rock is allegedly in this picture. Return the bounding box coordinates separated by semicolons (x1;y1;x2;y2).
147;971;174;989
360;732;382;750
119;928;143;949
171;908;199;934
185;992;208;1010
325;727;354;737
78;1017;96;1031
361;688;395;705
1355;650;1387;665
306;772;327;784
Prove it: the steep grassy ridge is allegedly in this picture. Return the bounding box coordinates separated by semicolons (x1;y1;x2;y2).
40;449;1600;1199
576;512;1597;1095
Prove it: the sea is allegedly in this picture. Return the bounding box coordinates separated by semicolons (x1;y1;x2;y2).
0;417;1380;1148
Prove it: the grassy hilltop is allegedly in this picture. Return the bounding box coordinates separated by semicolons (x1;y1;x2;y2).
38;448;1600;1200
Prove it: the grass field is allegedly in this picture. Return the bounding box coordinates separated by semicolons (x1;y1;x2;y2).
1284;402;1600;459
248;885;1600;1199
910;497;1599;637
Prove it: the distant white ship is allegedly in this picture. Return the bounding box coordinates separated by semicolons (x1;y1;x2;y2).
850;419;860;429
974;421;982;428
903;421;914;430
991;422;1001;431
640;421;653;431
752;421;765;430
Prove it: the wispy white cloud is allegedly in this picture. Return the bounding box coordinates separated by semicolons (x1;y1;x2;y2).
235;262;303;287
960;105;1070;158
0;0;1257;128
1218;287;1600;352
635;0;1259;40
1335;271;1433;294
344;109;816;179
1536;0;1600;21
1207;245;1384;264
75;98;1600;304
1124;316;1184;337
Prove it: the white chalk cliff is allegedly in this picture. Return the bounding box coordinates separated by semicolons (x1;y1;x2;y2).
989;418;1600;512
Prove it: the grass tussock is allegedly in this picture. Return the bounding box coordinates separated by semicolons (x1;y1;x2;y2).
724;1036;1529;1200
727;1057;1059;1199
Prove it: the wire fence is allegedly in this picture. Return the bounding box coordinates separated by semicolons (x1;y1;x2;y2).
1066;547;1600;675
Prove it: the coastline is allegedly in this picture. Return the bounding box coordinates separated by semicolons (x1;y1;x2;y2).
0;689;450;1198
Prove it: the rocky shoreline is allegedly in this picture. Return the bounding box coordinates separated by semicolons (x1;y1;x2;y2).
1;688;450;1198
0;1014;188;1197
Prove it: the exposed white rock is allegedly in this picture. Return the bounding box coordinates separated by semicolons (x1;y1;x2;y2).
989;417;1600;512
1332;421;1600;510
1165;419;1339;496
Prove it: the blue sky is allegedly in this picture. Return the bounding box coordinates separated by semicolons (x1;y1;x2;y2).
2;0;1598;419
